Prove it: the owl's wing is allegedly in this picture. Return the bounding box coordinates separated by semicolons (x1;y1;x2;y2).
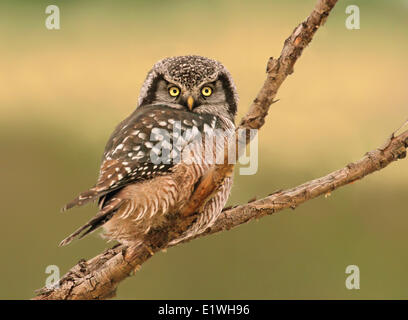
59;105;222;246
63;105;172;211
62;104;218;212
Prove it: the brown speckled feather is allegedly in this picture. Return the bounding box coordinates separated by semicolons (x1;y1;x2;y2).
60;55;238;247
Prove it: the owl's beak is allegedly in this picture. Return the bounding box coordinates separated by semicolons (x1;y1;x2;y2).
187;96;195;110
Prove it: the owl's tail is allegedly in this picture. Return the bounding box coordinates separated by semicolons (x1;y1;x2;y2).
61;186;111;212
59;197;123;246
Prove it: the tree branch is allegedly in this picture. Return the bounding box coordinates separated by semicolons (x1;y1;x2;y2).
34;0;403;300
192;128;408;240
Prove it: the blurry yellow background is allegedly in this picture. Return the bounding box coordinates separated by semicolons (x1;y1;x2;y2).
1;0;407;299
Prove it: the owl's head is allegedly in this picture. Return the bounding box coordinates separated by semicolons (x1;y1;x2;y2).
138;55;238;121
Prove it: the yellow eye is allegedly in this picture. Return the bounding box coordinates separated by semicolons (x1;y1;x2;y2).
201;86;212;97
168;86;180;97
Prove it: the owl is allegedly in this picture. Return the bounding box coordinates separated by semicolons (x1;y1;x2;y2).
60;55;238;248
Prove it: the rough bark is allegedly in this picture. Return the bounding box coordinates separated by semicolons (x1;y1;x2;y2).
32;0;406;300
194;127;408;239
34;125;408;300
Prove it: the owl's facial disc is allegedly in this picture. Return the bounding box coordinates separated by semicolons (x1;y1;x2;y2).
172;81;223;110
138;56;238;117
149;72;234;119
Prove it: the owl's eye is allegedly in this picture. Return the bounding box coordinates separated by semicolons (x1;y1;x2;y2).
201;86;212;97
168;86;180;97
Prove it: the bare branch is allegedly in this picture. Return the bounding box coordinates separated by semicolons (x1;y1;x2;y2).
34;126;407;300
181;0;339;219
191;129;408;240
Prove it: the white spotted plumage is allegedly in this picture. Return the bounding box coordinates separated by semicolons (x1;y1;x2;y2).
60;55;238;247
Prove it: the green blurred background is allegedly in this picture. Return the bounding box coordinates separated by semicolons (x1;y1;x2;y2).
1;0;407;299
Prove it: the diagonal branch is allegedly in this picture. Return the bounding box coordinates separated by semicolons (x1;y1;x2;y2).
181;0;339;217
33;0;399;300
191;128;408;240
34;125;408;300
